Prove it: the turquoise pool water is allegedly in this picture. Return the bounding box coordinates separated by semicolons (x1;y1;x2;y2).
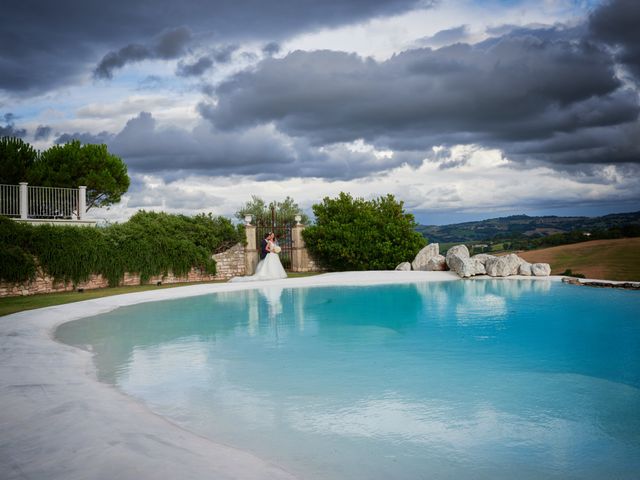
56;280;640;480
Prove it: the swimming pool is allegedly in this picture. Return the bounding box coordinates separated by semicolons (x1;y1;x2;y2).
56;279;640;480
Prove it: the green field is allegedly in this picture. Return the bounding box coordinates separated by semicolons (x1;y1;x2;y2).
519;238;640;281
0;272;320;317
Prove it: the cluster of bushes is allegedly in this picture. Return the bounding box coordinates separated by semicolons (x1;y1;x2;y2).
303;193;426;271
0;211;244;286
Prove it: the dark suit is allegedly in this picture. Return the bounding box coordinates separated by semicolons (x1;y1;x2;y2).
260;238;269;259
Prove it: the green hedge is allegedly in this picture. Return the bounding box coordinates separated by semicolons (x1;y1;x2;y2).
0;211;244;286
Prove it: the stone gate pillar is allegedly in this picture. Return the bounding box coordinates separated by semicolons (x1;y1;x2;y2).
291;224;308;272
244;223;258;275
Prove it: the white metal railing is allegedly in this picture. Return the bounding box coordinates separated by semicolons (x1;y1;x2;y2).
0;183;86;220
0;184;20;217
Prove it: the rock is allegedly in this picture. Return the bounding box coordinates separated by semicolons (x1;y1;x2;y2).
531;263;551;276
471;254;495;266
425;254;447;271
446;245;470;263
446;247;485;278
457;259;477;278
447;245;486;278
518;262;532;276
485;254;522;277
412;243;439;271
472;258;487;275
395;262;411;271
446;253;466;277
458;258;486;278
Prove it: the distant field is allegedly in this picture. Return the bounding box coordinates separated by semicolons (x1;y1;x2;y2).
519;238;640;281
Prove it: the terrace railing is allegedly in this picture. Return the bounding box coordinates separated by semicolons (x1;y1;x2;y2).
0;183;87;221
0;184;20;217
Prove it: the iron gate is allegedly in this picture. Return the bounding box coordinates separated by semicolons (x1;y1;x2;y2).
255;207;294;270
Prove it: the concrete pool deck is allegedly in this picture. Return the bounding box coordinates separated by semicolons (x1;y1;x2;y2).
0;271;561;480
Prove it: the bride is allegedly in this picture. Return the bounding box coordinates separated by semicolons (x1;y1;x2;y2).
230;232;287;282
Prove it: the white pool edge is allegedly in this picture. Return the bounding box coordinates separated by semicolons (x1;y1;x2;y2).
0;271;562;480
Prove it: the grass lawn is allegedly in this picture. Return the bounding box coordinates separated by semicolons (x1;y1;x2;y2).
519;237;640;281
0;271;321;317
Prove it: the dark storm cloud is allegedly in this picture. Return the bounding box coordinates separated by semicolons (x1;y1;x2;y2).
94;45;153;80
177;56;214;77
205;26;639;170
0;113;27;138
54;111;414;180
0;0;422;94
55;131;114;145
211;45;239;64
0;125;27;138
176;45;238;77
262;42;282;56
507;120;640;167
101;111;297;176
34;125;52;141
94;27;192;79
154;26;192;59
589;0;640;80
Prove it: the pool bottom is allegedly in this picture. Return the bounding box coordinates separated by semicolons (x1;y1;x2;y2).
56;278;640;480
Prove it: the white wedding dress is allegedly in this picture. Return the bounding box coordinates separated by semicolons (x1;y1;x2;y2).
230;241;287;282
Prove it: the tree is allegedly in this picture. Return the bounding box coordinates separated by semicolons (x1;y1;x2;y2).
0;137;38;184
235;195;310;225
28;141;130;211
302;192;426;271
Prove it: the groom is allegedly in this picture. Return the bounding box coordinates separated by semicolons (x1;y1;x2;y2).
260;232;271;260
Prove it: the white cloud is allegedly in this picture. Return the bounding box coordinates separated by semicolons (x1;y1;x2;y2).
89;145;640;225
284;0;592;60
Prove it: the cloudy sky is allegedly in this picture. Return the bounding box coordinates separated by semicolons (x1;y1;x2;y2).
1;0;639;224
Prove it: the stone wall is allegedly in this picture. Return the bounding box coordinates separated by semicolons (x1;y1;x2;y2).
212;242;246;278
0;242;246;298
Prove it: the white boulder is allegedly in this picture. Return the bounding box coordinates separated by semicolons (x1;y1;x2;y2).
446;245;470;264
395;262;411;271
485;254;523;277
412;243;440;271
472;258;487;275
531;263;551;276
448;256;480;278
471;254;495;266
425;254;447;271
446;253;466;276
446;246;486;278
518;262;532;276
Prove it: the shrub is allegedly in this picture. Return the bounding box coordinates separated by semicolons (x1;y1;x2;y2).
561;269;586;279
0;244;37;283
302;193;426;271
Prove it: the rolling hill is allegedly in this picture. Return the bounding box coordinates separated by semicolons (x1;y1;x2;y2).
518;238;640;281
417;211;640;243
